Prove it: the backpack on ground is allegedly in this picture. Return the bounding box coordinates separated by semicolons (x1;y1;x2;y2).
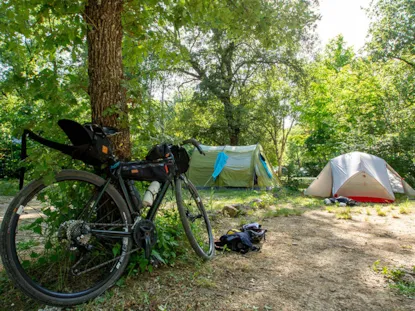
215;222;267;254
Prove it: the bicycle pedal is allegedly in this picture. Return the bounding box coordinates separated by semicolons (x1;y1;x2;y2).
150;256;161;268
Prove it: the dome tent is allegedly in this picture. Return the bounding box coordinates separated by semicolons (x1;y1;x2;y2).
305;152;415;203
188;144;276;188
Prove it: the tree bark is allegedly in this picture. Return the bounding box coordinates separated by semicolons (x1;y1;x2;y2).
222;96;240;145
85;0;131;160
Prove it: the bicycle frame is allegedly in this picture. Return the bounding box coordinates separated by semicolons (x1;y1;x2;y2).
88;173;174;239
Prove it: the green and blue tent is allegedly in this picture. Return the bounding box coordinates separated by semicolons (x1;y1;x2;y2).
188;144;276;188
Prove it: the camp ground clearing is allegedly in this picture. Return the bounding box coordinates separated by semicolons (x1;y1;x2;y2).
1;184;414;311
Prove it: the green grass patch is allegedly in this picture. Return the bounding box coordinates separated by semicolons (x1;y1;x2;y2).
390;281;415;298
335;208;352;219
0;179;18;196
326;206;336;213
373;261;415;298
376;206;387;217
399;206;410;214
270;208;304;217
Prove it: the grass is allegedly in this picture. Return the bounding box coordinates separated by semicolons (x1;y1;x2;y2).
373;261;415;298
390;282;415;298
335;207;352;219
326;206;336;213
399;201;412;214
376;206;387;217
266;207;304;217
0;178;18;196
1;181;415;310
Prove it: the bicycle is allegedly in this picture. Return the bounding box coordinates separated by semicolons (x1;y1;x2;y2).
0;119;214;306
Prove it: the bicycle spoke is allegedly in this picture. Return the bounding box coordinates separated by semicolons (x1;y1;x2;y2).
176;175;214;259
8;177;131;296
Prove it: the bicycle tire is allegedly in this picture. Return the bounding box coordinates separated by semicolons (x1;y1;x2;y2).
175;175;214;260
0;169;132;306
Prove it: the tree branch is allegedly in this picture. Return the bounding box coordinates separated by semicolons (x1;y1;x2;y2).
393;56;415;68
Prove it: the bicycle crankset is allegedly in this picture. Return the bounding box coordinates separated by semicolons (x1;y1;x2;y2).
133;219;157;258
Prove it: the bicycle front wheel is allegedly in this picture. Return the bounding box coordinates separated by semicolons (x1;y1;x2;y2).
175;175;214;260
0;170;132;306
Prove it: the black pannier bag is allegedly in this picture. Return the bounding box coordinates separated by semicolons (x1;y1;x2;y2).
120;160;173;182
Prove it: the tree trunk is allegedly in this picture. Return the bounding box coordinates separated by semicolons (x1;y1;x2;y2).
85;0;131;160
222;96;240;145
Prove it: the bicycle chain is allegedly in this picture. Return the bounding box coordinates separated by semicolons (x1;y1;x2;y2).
71;246;141;276
86;222;134;228
71;222;137;276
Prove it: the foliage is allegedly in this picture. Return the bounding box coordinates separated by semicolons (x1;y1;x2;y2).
0;179;18;196
286;34;415;185
127;207;188;274
151;0;318;145
269;208;304;217
335;207;352;220
367;0;415;68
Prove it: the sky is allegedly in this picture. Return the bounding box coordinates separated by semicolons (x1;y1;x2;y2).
317;0;372;52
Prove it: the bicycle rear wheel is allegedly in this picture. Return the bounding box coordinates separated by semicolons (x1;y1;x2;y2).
175;175;214;260
0;170;132;306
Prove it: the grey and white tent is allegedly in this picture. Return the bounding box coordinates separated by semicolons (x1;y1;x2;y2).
305;152;415;203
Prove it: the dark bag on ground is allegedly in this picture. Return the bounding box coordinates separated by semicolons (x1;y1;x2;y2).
242;222;267;243
327;196;358;206
215;222;267;254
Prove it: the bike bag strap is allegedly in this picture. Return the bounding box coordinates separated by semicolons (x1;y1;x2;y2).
19;129;81;190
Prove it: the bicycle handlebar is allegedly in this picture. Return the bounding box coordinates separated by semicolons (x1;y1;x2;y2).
182;138;205;156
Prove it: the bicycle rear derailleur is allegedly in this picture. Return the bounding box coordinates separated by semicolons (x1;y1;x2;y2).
58;220;93;251
132;219;157;259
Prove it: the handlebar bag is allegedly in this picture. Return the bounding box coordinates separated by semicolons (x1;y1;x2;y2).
170;146;190;174
145;144;190;175
120;160;173;182
145;143;171;161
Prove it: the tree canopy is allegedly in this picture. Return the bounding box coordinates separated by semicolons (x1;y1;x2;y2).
1;0;414;185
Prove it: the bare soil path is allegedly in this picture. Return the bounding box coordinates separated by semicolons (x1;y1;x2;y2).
1;195;414;311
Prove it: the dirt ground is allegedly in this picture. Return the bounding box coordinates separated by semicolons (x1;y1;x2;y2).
1;194;415;311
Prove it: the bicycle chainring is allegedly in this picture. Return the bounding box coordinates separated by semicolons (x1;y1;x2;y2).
132;219;157;249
